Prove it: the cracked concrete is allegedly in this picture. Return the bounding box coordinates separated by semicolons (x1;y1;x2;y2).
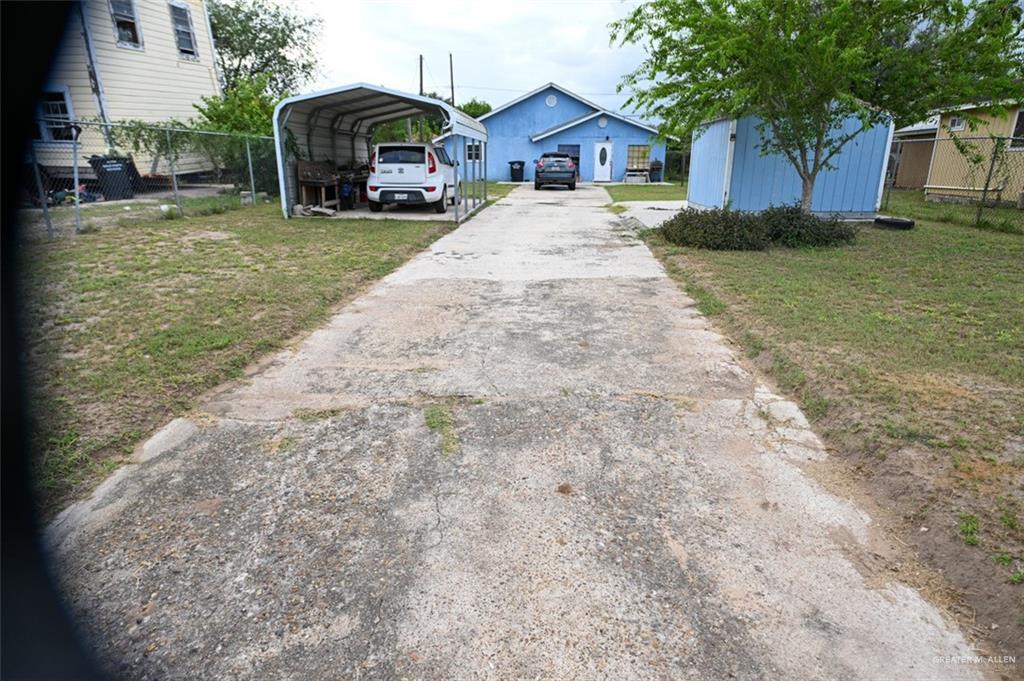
49;184;981;680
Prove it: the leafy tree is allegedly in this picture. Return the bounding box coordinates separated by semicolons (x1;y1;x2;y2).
193;75;277;136
459;98;492;119
612;0;1023;211
209;0;322;97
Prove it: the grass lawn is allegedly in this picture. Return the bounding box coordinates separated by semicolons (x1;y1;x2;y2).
21;201;460;514
605;182;688;203
885;188;1023;235
646;214;1024;648
484;182;517;203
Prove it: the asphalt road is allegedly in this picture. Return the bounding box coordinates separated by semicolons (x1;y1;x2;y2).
49;185;980;680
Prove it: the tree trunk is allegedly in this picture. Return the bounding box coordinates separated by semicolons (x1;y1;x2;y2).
800;175;815;212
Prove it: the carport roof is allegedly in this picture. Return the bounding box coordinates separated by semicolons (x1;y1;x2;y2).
273;82;487;141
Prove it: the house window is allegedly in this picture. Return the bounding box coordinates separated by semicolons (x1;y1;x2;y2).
35;89;75;141
627;144;651;169
1010;110;1024;150
466;143;482;161
110;0;142;48
169;2;198;59
948;115;966;132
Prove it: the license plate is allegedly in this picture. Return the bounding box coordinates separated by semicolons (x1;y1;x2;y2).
394;193;408;200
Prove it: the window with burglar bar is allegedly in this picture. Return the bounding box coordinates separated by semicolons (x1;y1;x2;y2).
110;0;142;48
627;144;651;169
169;2;198;59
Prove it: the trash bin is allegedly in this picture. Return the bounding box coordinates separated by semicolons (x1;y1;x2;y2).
88;155;139;200
649;160;663;183
509;160;524;182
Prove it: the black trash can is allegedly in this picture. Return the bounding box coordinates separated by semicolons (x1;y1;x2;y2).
509;160;524;182
88;155;139;200
649;160;663;183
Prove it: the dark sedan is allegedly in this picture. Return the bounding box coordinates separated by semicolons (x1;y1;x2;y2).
534;152;577;190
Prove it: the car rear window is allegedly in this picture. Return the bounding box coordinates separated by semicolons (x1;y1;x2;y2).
541;153;569;159
378;146;425;164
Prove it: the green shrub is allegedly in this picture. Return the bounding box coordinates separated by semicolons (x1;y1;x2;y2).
661;204;857;250
760;204;857;247
661;207;769;250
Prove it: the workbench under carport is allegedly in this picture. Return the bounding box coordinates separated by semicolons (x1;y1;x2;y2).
273;83;488;221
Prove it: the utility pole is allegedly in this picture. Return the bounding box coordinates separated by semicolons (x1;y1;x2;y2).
419;54;424;96
449;53;455;107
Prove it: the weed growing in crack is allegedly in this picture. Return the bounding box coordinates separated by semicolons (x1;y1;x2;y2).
424;404;459;456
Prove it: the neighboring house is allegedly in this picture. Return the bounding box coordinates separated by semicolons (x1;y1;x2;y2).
688;116;892;217
34;0;221;182
441;83;666;183
890;116;938;189
924;103;1023;204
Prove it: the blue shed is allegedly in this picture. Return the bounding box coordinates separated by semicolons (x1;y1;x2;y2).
441;83;666;183
688;116;894;217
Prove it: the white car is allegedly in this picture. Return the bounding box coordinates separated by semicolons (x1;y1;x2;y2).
367;143;456;213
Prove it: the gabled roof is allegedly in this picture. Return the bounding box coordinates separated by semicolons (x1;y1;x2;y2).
479;82;660;136
530;109;659;142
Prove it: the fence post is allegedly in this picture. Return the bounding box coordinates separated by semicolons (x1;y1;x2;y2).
166;128;184;218
71;125;82;234
245;138;256;205
29;143;54;239
974;138;1000;228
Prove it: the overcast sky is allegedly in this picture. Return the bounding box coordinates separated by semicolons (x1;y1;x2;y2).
293;0;649;116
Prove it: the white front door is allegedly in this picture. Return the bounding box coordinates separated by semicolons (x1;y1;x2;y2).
593;141;613;182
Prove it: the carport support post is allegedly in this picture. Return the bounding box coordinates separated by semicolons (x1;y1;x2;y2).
462;136;468;214
483;142;487;201
30;144;53;239
454;136;460;222
166;128;184;218
246;138;256;204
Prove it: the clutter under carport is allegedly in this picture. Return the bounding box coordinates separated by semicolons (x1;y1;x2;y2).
273;83;488;221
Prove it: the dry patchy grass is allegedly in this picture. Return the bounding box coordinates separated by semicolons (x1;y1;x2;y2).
20;202;458;514
646;216;1024;651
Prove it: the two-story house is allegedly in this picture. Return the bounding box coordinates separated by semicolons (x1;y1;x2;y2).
34;0;221;184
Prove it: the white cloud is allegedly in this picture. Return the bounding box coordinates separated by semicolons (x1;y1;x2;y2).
291;0;649;114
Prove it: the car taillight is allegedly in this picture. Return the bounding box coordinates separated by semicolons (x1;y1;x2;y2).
368;185;379;191
537;160;544;169
369;151;376;174
424;186;436;192
427;152;436;174
567;160;575;170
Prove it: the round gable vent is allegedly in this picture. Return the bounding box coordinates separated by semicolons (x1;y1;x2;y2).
545;94;557;107
597;116;609;128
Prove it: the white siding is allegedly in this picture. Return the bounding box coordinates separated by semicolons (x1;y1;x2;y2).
86;0;220;123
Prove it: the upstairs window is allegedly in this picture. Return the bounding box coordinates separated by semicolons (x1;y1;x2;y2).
36;89;75;142
110;0;142;48
948;115;966;132
169;2;198;59
1010;110;1024;150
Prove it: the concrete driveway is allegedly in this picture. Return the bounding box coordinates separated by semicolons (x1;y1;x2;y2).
50;185;979;680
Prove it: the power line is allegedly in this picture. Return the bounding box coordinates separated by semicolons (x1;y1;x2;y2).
458;84;638;97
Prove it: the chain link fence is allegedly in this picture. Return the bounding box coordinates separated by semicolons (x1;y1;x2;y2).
883;135;1023;234
19;119;277;239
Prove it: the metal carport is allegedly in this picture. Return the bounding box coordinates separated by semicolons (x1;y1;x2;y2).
273;83;488;221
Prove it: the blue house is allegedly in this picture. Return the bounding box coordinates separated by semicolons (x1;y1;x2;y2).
443;83;666;183
688;116;894;217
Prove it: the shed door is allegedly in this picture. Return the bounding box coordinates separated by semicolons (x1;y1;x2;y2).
593;141;613;182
